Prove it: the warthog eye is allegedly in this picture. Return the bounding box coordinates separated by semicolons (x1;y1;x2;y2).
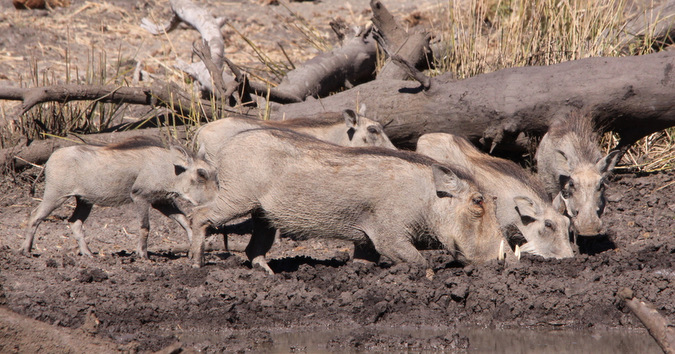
197;168;209;182
367;126;379;134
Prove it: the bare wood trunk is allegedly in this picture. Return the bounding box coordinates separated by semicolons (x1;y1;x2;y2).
371;0;432;80
617;288;675;354
272;50;675;151
0;127;187;170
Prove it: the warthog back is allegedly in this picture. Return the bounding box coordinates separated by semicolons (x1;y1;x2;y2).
21;137;217;258
195;108;395;164
189;128;504;272
417;133;573;259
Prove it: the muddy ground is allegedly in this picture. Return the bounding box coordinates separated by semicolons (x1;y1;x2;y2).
1;0;674;353
1;168;673;352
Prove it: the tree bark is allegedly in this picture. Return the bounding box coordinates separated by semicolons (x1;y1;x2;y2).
272;50;675;151
0;127;188;170
371;0;432;80
617;288;675;354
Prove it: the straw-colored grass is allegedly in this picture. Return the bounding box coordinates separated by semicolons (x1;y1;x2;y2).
1;0;674;172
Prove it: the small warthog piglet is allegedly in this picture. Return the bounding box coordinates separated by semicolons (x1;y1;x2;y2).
21;137;218;258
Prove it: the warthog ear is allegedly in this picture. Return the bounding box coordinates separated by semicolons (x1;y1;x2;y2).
514;196;540;224
170;145;193;174
552;192;568;215
432;164;463;198
554;149;572;176
596;150;621;175
343;109;359;128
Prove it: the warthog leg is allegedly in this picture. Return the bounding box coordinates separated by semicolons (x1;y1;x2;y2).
245;210;276;275
68;197;94;257
152;201;192;242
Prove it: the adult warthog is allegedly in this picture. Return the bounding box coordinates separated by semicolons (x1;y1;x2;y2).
195;108;395;164
189;128;505;274
21;137;218;258
417;133;573;259
536;112;620;236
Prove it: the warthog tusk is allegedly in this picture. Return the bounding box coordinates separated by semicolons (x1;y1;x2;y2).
515;244;521;260
498;240;505;261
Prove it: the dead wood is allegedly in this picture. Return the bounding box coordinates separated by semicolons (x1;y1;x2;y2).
0;83;246;123
617;288;675;354
272;50;675;151
619;0;675;53
255;27;379;103
143;0;235;96
370;0;433;80
0;127;188;171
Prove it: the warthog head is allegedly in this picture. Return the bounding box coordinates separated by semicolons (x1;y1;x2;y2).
515;194;574;259
343;108;396;149
170;145;218;206
554;149;620;236
431;165;505;263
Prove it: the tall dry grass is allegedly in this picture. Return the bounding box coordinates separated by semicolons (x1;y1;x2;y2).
429;0;673;171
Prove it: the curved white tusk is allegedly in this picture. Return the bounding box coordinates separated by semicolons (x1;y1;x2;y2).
515;244;521;260
498;240;505;261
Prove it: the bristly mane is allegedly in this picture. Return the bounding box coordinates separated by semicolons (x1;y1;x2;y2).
103;136;165;151
253;127;475;184
453;135;550;200
270;113;346;128
547;110;602;164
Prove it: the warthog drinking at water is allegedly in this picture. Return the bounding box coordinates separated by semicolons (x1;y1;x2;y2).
195;108;396;164
21;137;218;258
189;128;505;273
416;133;574;259
536;112;620;236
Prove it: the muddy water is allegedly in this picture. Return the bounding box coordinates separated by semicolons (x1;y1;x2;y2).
178;326;661;353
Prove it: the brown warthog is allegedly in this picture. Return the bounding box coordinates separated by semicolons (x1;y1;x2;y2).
188;128;504;273
195;108;396;164
536;112;620;236
416;133;574;259
21;137;218;258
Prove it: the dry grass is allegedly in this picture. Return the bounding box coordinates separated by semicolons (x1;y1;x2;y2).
426;0;673;171
1;0;674;172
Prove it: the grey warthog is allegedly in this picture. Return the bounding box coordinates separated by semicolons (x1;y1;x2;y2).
21;137;218;258
416;133;574;259
195;107;396;164
188;128;504;273
536;112;620;236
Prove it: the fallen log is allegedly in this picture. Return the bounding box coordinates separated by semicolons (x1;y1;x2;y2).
0;127;188;170
370;0;433;80
617;287;675;354
273;50;675;151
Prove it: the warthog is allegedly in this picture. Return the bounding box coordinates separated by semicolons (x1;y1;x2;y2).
536;112;620;236
189;128;504;273
21;137;218;258
416;133;574;259
195;108;396;164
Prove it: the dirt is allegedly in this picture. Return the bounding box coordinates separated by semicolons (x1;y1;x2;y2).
0;0;674;353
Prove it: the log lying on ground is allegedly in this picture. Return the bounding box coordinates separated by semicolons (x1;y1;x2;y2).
142;0;233;96
0;127;188;170
618;0;675;53
272;50;675;151
617;288;675;354
370;0;432;80
246;28;379;103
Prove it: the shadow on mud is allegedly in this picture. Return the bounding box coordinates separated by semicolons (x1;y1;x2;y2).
267;255;349;273
576;234;617;256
